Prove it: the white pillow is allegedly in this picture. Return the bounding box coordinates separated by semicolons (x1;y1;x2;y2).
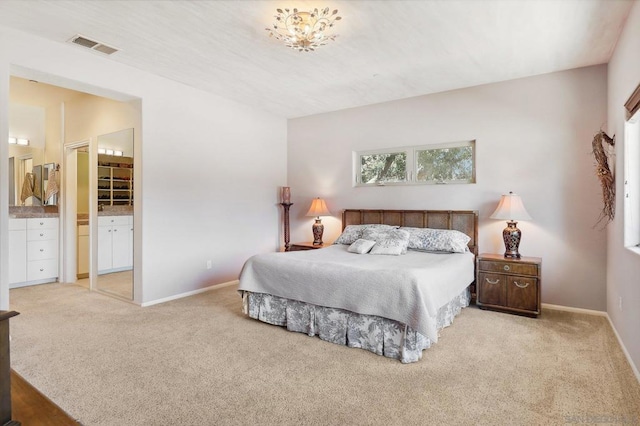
361;228;410;254
347;239;376;254
401;227;471;253
334;224;398;245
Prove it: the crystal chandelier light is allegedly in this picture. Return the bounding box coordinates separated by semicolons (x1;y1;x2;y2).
266;7;341;52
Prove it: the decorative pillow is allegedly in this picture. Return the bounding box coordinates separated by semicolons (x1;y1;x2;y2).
334;224;398;245
401;227;471;253
369;239;406;256
347;239;376;254
361;228;410;254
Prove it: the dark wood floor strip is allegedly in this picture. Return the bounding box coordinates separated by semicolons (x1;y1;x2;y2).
11;370;80;426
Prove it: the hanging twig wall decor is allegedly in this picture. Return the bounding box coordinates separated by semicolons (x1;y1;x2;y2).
592;130;615;226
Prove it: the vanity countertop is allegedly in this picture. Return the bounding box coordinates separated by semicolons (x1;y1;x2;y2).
77;211;133;219
77;209;133;225
10;206;59;219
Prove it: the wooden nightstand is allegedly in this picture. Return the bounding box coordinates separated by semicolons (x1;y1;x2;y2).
476;253;542;317
288;242;326;251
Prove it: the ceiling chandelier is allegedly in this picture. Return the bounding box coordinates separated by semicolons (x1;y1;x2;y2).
266;7;342;52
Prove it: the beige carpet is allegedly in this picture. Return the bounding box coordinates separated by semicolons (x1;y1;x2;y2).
8;283;640;425
77;270;133;300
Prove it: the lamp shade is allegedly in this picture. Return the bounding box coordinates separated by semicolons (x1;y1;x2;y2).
490;192;532;221
306;198;331;217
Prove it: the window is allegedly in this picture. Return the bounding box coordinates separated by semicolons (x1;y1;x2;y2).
416;142;474;184
624;111;640;252
359;151;407;184
354;140;475;186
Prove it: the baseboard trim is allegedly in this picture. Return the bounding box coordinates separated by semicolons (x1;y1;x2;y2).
541;303;607;316
141;280;239;307
606;314;640;384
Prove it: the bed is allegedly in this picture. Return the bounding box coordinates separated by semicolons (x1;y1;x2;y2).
238;209;478;363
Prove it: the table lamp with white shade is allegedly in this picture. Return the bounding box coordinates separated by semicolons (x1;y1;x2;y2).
306;197;331;245
490;191;532;258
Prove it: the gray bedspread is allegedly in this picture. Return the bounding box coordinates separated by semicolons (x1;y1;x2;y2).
238;245;474;342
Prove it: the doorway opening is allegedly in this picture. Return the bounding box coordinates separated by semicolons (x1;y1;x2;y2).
6;72;140;305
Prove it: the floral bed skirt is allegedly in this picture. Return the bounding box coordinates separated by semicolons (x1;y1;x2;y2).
241;287;470;363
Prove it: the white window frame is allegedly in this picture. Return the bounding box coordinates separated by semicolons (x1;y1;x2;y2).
624;110;640;255
353;140;476;187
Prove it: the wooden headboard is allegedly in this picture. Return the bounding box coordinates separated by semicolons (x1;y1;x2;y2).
342;209;479;256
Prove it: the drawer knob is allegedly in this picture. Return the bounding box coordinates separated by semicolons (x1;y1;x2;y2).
39;268;44;272
40;233;44;237
514;281;530;289
40;249;44;252
39;222;44;225
503;265;510;271
485;278;500;285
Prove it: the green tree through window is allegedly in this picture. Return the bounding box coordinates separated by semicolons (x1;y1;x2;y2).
355;141;475;186
416;145;473;183
360;152;406;183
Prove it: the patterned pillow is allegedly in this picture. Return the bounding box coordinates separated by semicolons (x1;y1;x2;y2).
361;228;410;254
347;239;376;254
369;238;407;256
401;227;471;253
334;224;398;245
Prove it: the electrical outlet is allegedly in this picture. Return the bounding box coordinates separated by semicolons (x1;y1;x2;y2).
619;296;623;311
206;260;212;270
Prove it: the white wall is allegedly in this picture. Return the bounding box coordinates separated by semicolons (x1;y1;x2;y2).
289;65;608;311
606;1;640;376
0;26;287;308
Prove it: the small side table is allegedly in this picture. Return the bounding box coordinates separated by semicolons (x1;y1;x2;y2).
476;253;541;317
289;242;326;252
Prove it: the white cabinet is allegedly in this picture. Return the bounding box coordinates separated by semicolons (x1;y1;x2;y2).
98;215;133;274
10;217;59;288
9;219;27;284
78;225;89;277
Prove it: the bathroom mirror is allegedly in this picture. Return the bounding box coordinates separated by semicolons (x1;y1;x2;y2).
8;85;48;206
8;144;45;206
95;128;134;300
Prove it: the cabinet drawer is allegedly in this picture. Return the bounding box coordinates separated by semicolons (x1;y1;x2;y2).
27;228;58;242
478;273;506;306
27;218;58;230
27;259;58;281
507;276;538;312
98;215;130;226
478;260;538;276
27;239;58;261
9;219;26;230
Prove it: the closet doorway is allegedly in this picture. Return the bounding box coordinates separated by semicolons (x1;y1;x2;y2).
62;140;94;291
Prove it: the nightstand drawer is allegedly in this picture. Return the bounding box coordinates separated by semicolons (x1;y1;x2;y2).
478;273;506;306
479;260;537;276
507;276;538;312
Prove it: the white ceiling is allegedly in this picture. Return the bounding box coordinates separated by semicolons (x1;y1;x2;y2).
0;0;634;119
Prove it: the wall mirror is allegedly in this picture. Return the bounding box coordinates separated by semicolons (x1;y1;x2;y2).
8;82;53;207
8;140;46;206
95;128;134;300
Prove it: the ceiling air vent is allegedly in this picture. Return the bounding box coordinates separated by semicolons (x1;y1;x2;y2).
68;34;119;55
